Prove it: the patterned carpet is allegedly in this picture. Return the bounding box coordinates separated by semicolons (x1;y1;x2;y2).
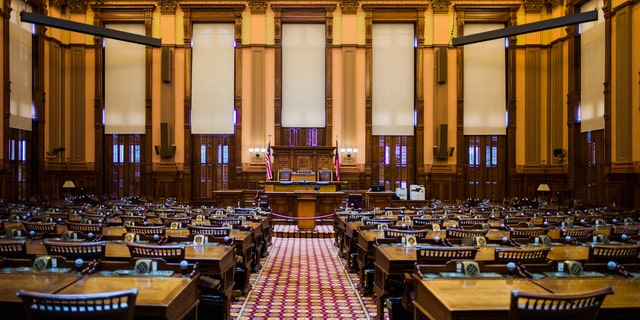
230;232;382;319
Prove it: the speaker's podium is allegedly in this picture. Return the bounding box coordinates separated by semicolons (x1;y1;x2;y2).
295;190;317;231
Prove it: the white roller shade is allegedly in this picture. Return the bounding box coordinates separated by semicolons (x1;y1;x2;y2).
282;24;326;128
372;24;415;136
104;23;146;134
580;0;605;132
463;23;506;135
192;23;236;134
9;7;33;131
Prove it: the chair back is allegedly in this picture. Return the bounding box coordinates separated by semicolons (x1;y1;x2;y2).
494;247;551;264
66;222;103;235
509;285;614;320
412;217;445;227
188;225;231;236
509;227;549;240
457;217;489;229
126;242;185;262
43;240;106;261
0;239;26;258
124;225;166;236
609;225;640;239
416;246;479;264
504;216;531;226
17;288;138;320
445;228;489;239
22;221;57;233
209;218;242;227
384;228;428;239
560;227;594;240
588;244;640;263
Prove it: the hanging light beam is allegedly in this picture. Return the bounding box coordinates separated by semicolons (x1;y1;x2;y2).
20;11;162;47
452;10;598;47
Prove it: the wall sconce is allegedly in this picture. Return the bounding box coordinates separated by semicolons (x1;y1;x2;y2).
340;148;358;160
248;148;266;160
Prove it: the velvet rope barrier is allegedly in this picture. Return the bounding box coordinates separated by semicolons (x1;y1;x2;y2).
270;212;334;220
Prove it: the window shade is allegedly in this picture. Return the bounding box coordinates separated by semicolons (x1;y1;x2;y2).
104;23;146;134
580;0;605;132
463;23;506;135
372;24;415;136
192;23;236;134
282;24;326;128
9;8;33;131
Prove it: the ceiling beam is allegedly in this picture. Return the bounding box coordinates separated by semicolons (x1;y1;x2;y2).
452;10;598;46
20;11;162;47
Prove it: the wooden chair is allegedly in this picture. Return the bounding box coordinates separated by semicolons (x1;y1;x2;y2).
588;244;640;264
209;218;243;227
0;239;26;258
445;228;489;239
278;169;292;181
412;217;445;228
124;225;166;236
609;225;640;240
17;288;138;320
509;227;549;240
416;246;479;264
509;285;614;320
494;247;551;264
126;242;185;262
383;228;428;239
457;217;489;229
560;227;595;241
22;221;57;234
504;216;531;226
43;240;106;261
66;222;103;235
188;225;231;236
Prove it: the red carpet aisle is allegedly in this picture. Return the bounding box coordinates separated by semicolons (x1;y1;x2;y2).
230;236;379;319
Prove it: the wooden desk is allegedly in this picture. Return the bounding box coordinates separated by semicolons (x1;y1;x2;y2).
532;277;640;319
412;278;551;320
0;273;82;317
372;244;592;320
412;277;640;320
56;275;199;320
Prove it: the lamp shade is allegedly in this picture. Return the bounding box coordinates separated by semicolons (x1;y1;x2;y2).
537;184;551;192
62;180;76;188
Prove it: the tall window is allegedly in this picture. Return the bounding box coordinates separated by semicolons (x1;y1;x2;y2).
372;23;415;136
281;24;326;128
191;23;236;134
463;23;506;135
579;0;605;132
9;5;33;131
192;136;232;199
7;130;30;200
105;135;143;196
104;23;146;134
464;136;504;200
372;136;414;191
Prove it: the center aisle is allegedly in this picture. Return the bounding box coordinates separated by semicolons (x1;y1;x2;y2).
231;235;374;320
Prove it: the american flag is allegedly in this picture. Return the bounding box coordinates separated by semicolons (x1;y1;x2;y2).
265;142;273;181
334;140;340;181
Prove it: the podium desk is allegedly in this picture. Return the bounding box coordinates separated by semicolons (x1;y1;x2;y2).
296;191;317;230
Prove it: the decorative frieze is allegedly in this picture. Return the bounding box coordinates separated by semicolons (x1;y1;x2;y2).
158;0;177;14
524;0;545;14
67;0;88;14
249;1;268;14
340;0;359;14
432;0;451;14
